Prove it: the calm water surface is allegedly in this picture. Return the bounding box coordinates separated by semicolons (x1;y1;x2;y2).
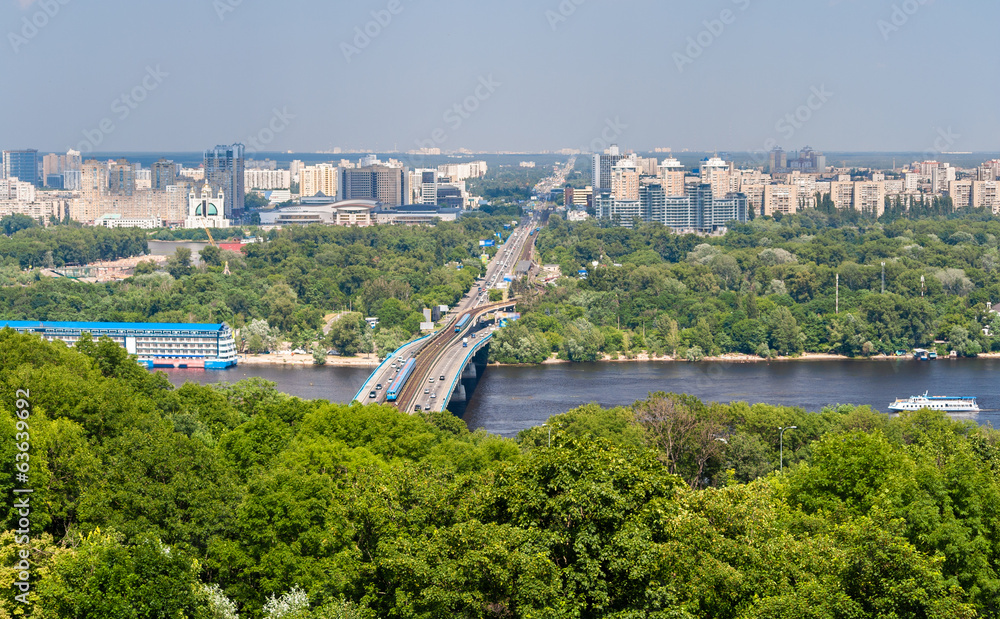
160;358;1000;437
147;241;210;264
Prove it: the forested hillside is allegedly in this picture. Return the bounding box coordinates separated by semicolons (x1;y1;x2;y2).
2;329;999;618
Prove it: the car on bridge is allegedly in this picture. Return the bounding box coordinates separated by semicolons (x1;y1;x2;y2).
368;391;377;399
439;375;446;381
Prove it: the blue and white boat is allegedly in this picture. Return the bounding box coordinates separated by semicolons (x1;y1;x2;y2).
888;392;979;413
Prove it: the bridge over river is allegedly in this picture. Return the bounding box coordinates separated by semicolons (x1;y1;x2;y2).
354;215;538;412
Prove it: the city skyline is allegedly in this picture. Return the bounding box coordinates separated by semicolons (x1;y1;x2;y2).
3;0;997;154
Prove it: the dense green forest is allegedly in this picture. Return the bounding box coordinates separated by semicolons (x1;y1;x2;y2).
490;212;1000;363
2;330;999;617
0;225;148;270
0;214;517;351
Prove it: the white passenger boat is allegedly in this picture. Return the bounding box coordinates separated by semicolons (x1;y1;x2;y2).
888;392;979;413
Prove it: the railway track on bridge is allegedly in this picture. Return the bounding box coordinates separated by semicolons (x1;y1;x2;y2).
394;300;518;413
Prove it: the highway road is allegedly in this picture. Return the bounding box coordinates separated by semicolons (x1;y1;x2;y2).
410;220;540;413
355;215;539;408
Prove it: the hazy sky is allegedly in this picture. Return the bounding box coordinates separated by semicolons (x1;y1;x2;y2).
3;0;996;154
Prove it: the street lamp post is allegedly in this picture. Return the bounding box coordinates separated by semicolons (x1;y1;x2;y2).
542;423;551;448
779;426;797;472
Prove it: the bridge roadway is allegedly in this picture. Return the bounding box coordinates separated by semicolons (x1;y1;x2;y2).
354;216;538;407
393;300;517;413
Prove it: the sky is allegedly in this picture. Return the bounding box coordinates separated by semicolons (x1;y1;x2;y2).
2;0;997;154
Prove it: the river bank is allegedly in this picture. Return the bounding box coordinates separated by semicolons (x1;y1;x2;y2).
530;351;927;366
239;349;999;369
239;353;380;367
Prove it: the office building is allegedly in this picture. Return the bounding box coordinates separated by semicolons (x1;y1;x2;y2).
3;149;39;186
419;169;438;205
203;144;245;219
564;186;593;209
340;164;407;206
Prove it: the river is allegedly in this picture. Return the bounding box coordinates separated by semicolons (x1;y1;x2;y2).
158;358;1000;437
147;241;210;264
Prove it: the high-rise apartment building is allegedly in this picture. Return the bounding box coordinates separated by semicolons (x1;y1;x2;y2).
299;163;338;198
700;156;732;201
592;145;629;190
203;144;245;218
972;181;999;212
829;181;855;210
980;160;1000;181
763;184;799;216
930;163;955;193
109;159;136;195
151;158;177;190
657;158;686;197
736;170;770;215
949;180;973;209
3;149;39;186
610;159;639;201
245;169;291;191
599;183;748;232
768;147;787;173
853;181;886;216
81;160;108;201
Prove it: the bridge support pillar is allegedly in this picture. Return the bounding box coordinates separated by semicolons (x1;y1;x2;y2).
462;363;477;379
450;384;467;403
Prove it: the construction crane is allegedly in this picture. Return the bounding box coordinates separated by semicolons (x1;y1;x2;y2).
204;228;217;247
